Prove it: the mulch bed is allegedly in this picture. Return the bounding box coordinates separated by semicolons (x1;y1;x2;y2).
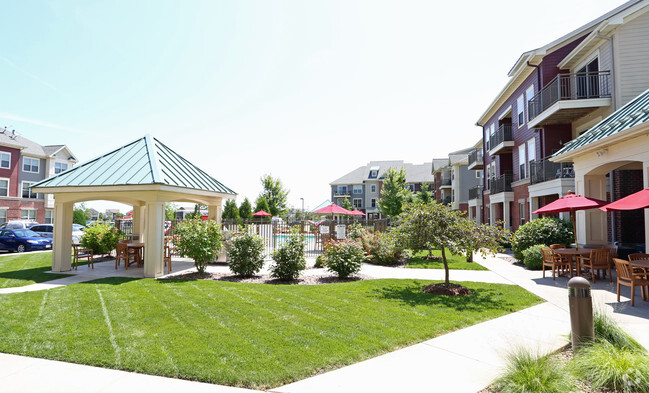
422;282;472;296
167;271;371;285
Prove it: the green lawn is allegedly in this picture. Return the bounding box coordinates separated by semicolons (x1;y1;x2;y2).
0;251;70;288
406;249;488;270
0;276;540;389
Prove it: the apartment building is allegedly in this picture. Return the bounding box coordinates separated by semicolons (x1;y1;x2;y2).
330;160;434;219
0;130;77;224
432;146;483;218
474;0;649;232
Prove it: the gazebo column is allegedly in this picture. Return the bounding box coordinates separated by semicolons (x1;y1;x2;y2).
52;201;73;272
132;205;145;240
208;199;222;223
144;201;165;278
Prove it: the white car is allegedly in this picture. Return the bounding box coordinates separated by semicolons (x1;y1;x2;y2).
1;220;39;230
30;224;85;243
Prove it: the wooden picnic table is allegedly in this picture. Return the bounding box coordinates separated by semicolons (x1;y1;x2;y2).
553;248;591;277
125;242;144;267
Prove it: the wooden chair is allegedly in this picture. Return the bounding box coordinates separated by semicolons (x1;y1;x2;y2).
115;242;137;270
613;258;649;306
541;247;572;280
628;253;649;261
549;244;566;250
580;248;612;283
164;243;172;274
72;243;94;270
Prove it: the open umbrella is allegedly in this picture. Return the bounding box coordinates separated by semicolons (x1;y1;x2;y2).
600;188;649;211
252;210;271;224
532;191;608;250
349;209;366;216
313;203;352;221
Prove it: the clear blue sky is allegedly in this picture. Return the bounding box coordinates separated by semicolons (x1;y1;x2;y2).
1;0;628;213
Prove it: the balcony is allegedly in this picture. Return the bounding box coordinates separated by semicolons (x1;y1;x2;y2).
530;159;575;184
468;149;483;170
528;71;611;128
488;124;514;156
333;188;350;198
443;196;452;204
440;177;451;188
489;173;513;194
468;185;482;200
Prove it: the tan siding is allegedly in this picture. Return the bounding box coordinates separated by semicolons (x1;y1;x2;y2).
617;10;649;106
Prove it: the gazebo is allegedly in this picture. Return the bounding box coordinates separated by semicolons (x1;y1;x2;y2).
32;134;236;278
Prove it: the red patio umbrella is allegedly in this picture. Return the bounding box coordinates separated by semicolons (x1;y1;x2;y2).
599;188;649;212
533;191;608;250
252;210;271;224
313;203;352;220
349;209;366;216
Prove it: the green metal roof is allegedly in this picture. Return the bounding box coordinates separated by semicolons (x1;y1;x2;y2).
554;88;649;157
33;134;236;195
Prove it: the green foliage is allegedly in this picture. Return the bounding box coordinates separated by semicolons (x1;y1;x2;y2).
260;174;289;217
270;230;306;280
521;244;546;270
323;240;365;278
593;311;645;352
406;249;488;270
222;200;240;221
80;222;123;255
341;196;353;211
358;231;402;266
254;196;271;215
511;217;573;261
73;208;87;226
0;252;69;288
314;254;325;268
571;340;649;392
185;204;204;220
392;201;508;284
347;222;369;240
239;198;253;220
227;231;265;277
378;167;412;217
493;348;575;393
175;219;223;274
417;183;433;204
165;203;177;221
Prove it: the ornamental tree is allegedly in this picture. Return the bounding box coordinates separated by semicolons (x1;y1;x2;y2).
239;198;253;220
378;167;412;217
259;174;289;217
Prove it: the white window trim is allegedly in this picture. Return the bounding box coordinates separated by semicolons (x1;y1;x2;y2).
21;208;37;221
517;94;525;126
527;138;536;162
353;198;362;208
23;157;40;173
45;209;54;224
574;49;600;74
498;105;513;120
370;184;376;193
21;181;38;199
54;161;68;174
0;152;11;169
518;145;526;179
0;177;10;197
353;185;362;194
525;85;535;123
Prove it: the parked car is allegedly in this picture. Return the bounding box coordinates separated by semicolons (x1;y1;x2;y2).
73;224;85;232
0;229;53;252
1;220;39;230
31;224;85;243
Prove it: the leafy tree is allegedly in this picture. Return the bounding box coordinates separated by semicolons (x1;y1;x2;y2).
80;223;123;255
239;198;253;220
378;167;412;217
98;212;104;220
417;183;433;204
254;196;271;215
259;174;289;217
392;201;508;285
165;203;177;221
222;200;240;221
174;218;223;274
73;208;87;226
186;204;203;220
341;196;353;211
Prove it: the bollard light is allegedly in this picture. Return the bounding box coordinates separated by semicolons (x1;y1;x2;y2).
568;276;594;349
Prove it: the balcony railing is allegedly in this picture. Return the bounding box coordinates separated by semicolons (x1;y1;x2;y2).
530;159;575;184
528;71;611;120
489;173;513;194
468;149;483;167
440;177;451;186
468;185;482;200
491;124;513;148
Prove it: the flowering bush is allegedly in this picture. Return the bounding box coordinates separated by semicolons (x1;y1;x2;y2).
227;230;265;277
175;219;223;274
270;229;306;280
358;231;402;265
80;222;122;255
323;240;365;278
511;218;573;261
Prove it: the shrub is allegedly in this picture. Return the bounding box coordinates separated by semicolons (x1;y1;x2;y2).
358;231;402;266
270;230;306;280
314;254;325;268
227;231;265;277
521;244;546;270
571;340;649;392
323;240;365;278
175;219;223;274
80;222;122;255
347;222;369;240
511;218;573;261
492;348;574;393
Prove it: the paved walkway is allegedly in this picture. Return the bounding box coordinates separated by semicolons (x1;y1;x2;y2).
1;253;648;392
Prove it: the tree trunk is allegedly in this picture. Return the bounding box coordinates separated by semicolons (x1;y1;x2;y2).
441;247;450;284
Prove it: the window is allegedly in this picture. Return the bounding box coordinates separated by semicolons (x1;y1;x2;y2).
337;186;347;195
525;85;534;122
476;170;483;178
45;210;54;224
518;145;526;179
353;185;362;194
371;198;376;208
54;162;68;174
23;157;39;173
369;170;378;179
485;127;490;150
517;94;525;126
405;184;414;191
0;179;8;197
0;152;10;169
22;182;37;199
371;184;376;193
21;209;36;220
527;138;536;178
486;166;491;189
519;203;526;225
0;209;6;225
353;198;362;208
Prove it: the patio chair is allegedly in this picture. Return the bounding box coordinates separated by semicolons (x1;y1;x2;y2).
164;243;172;274
580;248;612;283
613;258;649;306
72;243;94;270
628;253;649;261
541;247;572;280
115;242;137;270
549;244;566;250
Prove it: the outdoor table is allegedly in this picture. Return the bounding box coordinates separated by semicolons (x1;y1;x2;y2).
553;248;591;277
629;259;649;270
126;242;144;267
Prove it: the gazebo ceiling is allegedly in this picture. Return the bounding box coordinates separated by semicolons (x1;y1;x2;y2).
33;134;236;198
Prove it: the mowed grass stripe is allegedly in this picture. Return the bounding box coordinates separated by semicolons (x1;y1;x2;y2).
0;251;70;288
